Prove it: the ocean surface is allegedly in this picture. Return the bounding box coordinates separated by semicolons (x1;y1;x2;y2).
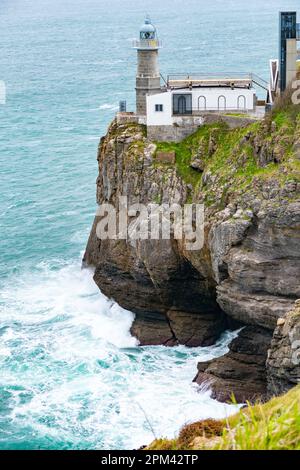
0;0;299;450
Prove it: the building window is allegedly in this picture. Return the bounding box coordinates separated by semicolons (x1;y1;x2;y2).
155;104;163;112
141;31;155;40
173;94;192;115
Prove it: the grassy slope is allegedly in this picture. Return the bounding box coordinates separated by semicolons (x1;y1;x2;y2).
148;385;300;450
154;107;300;207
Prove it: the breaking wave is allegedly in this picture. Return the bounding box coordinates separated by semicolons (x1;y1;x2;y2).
0;259;239;449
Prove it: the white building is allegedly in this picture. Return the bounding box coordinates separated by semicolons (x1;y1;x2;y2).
128;18;262;142
146;78;257;127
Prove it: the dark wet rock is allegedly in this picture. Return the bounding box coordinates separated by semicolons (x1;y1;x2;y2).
166;309;226;347
194;326;273;403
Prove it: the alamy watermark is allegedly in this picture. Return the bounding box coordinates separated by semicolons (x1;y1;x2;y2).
95;196;204;251
291;80;300;105
0;81;6;105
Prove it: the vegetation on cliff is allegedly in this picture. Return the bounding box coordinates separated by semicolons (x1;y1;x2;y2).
154;103;300;208
147;385;300;450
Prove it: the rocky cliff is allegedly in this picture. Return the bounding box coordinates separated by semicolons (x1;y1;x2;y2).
83;108;300;402
267;300;300;395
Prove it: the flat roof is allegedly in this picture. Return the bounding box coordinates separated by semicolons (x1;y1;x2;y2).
166;73;268;91
168;78;253;89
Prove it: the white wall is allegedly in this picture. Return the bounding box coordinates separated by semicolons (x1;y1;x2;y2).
146;87;256;126
146;91;173;126
189;88;256;111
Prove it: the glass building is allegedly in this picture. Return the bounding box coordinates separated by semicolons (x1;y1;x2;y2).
279;12;297;91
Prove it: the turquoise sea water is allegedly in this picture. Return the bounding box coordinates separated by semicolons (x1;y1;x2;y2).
0;0;299;450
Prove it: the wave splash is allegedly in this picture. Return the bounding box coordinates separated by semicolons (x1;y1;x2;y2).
0;260;239;450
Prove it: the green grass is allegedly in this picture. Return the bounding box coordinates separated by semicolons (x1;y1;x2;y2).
154;140;197;187
153;109;299;206
217;385;300;450
154;123;227;188
268;87;300;127
271;111;297;134
148;385;300;450
224;112;249;118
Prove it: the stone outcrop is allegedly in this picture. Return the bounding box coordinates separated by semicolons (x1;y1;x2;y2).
84;114;300;402
194;326;273;403
210;202;299;330
83;121;224;347
267;301;300;396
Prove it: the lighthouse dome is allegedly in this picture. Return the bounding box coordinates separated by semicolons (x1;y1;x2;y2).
140;17;157;40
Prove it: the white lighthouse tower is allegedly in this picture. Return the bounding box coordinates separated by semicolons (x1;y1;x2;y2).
133;17;162;115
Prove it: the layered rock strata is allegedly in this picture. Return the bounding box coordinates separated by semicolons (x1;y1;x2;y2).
84;115;300;401
267;301;300;396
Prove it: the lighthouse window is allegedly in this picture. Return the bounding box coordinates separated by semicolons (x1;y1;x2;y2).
155;104;164;112
141;31;155;40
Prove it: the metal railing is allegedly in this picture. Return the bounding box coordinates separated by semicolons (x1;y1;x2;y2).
167;72;269;91
251;73;269;91
168;72;253;81
132;39;162;50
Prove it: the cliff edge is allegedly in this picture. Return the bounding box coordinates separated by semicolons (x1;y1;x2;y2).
83;107;300;402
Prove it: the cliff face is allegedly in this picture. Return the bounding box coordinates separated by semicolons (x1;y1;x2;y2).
267;300;300;395
84;111;300;401
83;122;226;347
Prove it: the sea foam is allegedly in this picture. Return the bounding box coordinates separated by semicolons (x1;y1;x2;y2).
0;259;239;449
